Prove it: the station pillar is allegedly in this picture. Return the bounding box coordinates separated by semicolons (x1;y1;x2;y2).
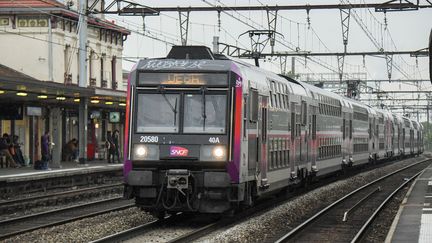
50;107;62;168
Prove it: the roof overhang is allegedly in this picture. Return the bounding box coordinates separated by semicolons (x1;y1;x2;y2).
0;65;126;107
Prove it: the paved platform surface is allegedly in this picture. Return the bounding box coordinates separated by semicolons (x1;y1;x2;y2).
0;160;122;182
385;163;432;243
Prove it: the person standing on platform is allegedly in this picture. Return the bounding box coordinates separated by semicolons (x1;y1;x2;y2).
106;131;115;163
0;133;19;168
41;131;51;170
12;135;25;166
112;130;121;164
63;138;79;162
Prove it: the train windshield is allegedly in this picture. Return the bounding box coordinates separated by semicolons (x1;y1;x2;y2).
136;94;180;133
184;94;227;134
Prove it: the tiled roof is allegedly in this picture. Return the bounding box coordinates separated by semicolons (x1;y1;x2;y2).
0;0;63;8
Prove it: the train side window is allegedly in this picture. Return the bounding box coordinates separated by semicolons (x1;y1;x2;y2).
376;124;379;137
250;89;258;122
269;138;273;169
278;93;283;109
342;119;346;139
312;114;317;140
349;120;353;139
269;90;273;107
302;101;307;125
274;93;279;108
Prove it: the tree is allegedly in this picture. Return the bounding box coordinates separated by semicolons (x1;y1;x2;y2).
421;122;432;151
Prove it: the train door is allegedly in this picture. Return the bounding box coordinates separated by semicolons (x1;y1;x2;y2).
369;118;373;153
402;127;406;155
300;100;307;164
349;113;353;160
311;105;317;172
258;96;269;188
410;128;414;154
247;89;269;189
342;112;347;161
397;123;401;155
247;88;258;175
295;103;301;165
290;102;301;179
389;120;393;156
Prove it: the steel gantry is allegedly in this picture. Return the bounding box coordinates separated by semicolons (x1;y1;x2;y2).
266;9;278;54
339;8;351;81
178;10;190;46
217;49;429;58
86;1;432;15
85;0;432;50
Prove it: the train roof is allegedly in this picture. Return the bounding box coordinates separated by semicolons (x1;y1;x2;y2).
134;46;421;127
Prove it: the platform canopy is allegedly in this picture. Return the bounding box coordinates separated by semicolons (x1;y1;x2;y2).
0;64;126;107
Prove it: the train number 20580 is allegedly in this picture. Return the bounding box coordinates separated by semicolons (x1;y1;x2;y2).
140;136;159;143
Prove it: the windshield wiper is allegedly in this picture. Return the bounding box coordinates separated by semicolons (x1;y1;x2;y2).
201;87;207;131
160;87;177;126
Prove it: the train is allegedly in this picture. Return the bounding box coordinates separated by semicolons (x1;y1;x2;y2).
122;46;424;217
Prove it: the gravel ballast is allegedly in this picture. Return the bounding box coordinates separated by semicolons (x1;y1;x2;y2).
2;208;155;243
204;158;428;242
1;157;428;243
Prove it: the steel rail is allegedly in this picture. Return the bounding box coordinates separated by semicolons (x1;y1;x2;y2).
167;221;221;243
351;169;424;243
0;183;123;207
90;213;185;243
274;158;430;243
0;197;134;240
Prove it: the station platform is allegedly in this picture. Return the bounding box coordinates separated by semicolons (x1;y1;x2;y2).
0;160;122;183
385;163;432;243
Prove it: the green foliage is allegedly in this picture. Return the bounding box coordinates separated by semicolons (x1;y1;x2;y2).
421;122;432;151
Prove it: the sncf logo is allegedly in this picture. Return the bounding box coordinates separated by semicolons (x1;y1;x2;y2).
170;146;189;157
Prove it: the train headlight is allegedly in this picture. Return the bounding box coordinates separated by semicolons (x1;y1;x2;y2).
212;146;225;159
200;145;227;161
133;144;159;160
136;146;147;157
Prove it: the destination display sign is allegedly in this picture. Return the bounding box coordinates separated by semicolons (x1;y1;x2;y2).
138;72;228;86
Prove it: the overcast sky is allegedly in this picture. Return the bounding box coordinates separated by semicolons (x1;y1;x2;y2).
109;0;430;80
107;0;431;119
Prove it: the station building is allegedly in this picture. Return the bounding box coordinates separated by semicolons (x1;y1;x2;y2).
0;0;130;166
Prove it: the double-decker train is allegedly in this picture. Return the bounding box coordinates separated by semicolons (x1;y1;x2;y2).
123;46;424;216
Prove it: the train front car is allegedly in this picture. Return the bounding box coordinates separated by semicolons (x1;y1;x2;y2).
123;46;243;216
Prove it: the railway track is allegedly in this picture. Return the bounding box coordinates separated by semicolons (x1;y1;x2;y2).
89;213;187;243
92;184;306;243
274;158;431;243
92;191;291;243
0;183;123;206
0;183;123;216
0;197;134;240
90;157;428;243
